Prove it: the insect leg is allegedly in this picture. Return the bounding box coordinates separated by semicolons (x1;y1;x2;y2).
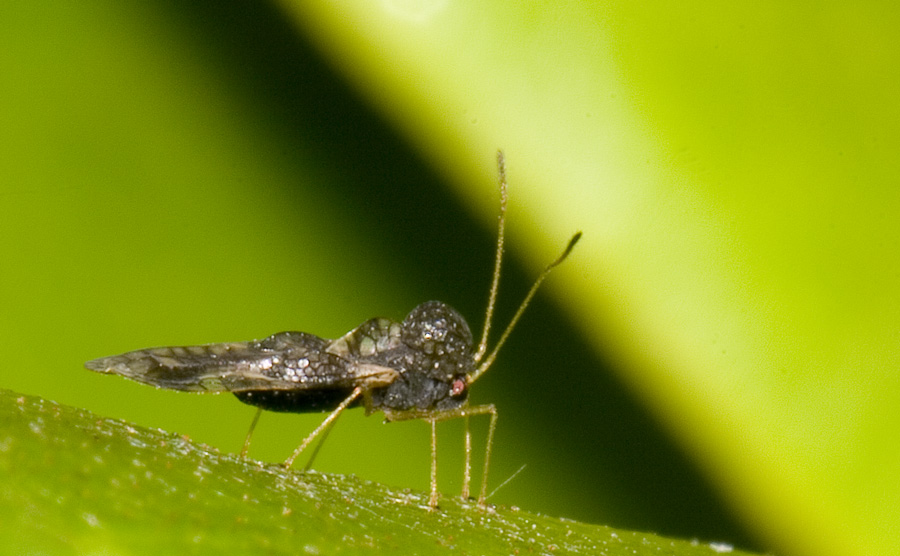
471;404;498;506
283;386;363;469
240;407;264;459
429;420;439;508
427;404;498;507
303;415;339;471
461;415;472;500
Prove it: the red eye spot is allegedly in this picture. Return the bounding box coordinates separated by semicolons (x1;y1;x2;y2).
451;378;466;396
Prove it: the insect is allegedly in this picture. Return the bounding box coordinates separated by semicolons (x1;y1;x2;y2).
86;151;580;508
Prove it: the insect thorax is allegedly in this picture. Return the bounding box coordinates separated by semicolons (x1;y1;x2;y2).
368;301;474;412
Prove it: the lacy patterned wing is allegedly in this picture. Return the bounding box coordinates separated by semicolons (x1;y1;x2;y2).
325;317;405;361
84;331;397;393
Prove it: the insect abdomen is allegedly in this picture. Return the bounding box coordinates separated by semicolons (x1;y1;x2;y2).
234;389;361;413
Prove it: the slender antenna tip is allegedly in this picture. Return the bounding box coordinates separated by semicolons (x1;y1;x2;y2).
550;231;582;269
468;230;582;384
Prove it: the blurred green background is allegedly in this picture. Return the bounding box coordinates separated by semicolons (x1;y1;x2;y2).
3;3;899;556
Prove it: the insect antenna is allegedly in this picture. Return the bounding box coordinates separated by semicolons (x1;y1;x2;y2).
473;150;509;363
468;158;581;384
468;231;580;383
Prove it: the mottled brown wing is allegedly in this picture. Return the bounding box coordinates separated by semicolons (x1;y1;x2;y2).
85;331;398;393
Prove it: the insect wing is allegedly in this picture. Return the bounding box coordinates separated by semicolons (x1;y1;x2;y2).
85;331;396;393
326;317;404;360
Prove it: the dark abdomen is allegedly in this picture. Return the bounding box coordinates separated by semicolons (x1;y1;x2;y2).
234;389;361;413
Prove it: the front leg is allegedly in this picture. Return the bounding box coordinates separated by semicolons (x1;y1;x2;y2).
445;404;497;506
429;420;439;509
386;404;498;508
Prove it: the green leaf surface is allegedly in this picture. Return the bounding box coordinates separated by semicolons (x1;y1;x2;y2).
0;389;754;556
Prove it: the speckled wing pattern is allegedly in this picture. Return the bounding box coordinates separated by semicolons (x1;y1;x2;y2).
84;330;398;393
325;317;404;360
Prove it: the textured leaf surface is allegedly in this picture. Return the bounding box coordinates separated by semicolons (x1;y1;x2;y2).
0;389;753;556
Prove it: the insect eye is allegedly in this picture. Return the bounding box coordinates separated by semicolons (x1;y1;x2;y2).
450;378;467;397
